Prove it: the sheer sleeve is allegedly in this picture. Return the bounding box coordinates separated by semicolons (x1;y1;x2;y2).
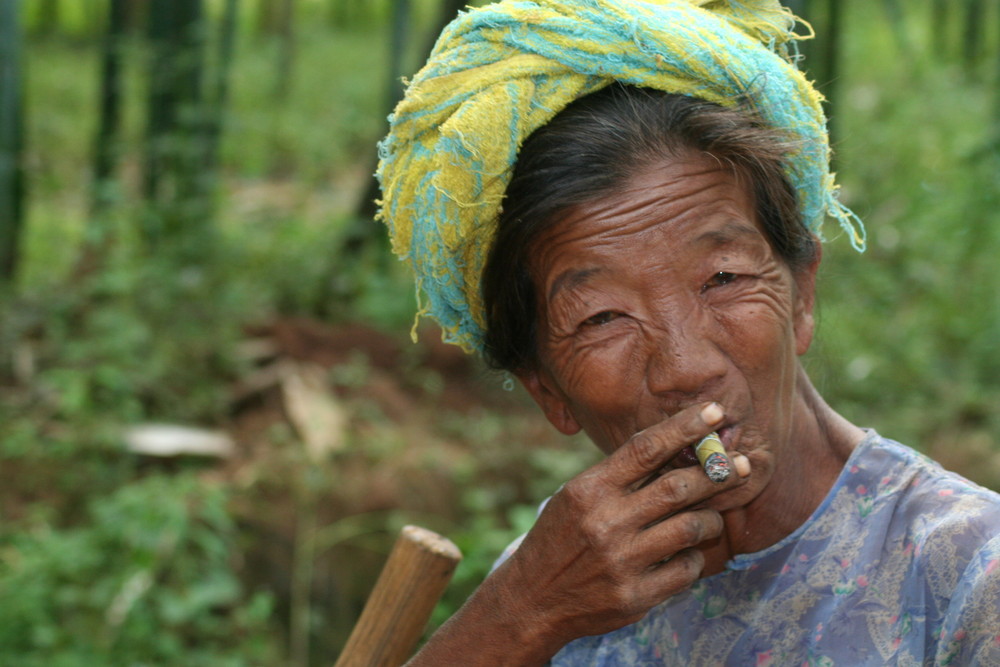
934;534;1000;665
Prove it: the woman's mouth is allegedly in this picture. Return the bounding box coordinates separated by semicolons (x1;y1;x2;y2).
673;425;733;468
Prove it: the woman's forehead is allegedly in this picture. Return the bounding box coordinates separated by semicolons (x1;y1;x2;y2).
529;156;765;284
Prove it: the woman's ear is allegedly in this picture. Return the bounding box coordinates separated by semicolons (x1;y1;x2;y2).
516;368;582;436
793;244;822;356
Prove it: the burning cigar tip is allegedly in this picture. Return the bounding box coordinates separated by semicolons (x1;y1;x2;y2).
695;432;731;483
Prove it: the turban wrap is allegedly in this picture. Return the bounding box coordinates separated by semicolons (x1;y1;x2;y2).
377;0;866;354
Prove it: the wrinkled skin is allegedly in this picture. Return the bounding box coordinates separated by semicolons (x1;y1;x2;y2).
407;154;864;666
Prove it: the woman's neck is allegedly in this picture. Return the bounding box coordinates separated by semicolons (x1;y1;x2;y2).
703;368;866;573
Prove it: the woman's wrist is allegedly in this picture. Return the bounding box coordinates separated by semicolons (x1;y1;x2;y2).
406;563;567;666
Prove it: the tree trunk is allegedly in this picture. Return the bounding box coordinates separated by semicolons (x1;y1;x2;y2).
932;0;950;56
327;0;466;315
385;0;411;106
91;0;127;216
203;0;239;178
256;0;279;36
963;0;985;71
141;0;210;256
0;0;25;285
30;0;58;38
274;0;295;99
354;0;465;223
821;0;842;154
880;0;912;58
142;0;176;231
994;0;1000;133
122;0;147;34
74;0;128;280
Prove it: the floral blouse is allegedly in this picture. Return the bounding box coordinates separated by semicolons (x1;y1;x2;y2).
499;432;1000;666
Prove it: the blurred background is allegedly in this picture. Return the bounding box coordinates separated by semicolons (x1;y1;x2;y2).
0;0;998;664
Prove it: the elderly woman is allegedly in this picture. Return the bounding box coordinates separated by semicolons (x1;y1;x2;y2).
377;0;1000;664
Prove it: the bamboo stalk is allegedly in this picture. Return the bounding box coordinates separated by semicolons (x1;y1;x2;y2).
274;0;296;99
70;0;128;280
931;0;949;56
289;490;317;667
880;0;912;58
90;0;126;216
334;525;462;667
352;0;464;231
822;0;842;154
0;0;24;284
202;0;238;179
964;0;985;70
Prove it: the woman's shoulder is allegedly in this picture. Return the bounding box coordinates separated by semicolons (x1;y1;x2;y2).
852;430;1000;515
854;431;1000;572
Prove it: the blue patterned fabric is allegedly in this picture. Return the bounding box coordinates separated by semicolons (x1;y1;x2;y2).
498;433;1000;665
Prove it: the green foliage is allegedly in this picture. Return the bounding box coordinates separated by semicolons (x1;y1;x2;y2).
7;260;241;422
430;425;599;625
0;473;277;666
805;2;1000;480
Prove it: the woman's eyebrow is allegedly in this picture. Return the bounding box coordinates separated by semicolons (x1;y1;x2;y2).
548;267;602;302
693;221;761;249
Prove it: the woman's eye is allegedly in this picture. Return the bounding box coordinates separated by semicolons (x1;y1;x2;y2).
703;271;738;291
582;311;620;326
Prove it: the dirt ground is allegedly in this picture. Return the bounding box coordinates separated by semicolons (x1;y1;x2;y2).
222;317;574;654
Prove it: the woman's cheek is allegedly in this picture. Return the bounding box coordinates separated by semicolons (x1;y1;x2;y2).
717;303;794;369
561;343;628;403
562;337;646;428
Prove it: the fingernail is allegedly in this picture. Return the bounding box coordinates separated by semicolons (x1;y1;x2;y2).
732;453;751;478
700;402;724;425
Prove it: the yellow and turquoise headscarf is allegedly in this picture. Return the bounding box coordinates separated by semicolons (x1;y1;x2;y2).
377;0;865;354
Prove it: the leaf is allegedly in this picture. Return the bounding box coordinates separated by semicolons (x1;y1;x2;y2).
123;424;234;458
281;361;347;461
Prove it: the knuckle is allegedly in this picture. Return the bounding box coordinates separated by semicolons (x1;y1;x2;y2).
655;473;689;507
673;512;706;546
609;581;646;619
670;512;702;549
661;554;703;594
580;514;615;548
673;510;721;546
623;431;662;471
650;549;704;598
676;548;706;577
558;478;592;511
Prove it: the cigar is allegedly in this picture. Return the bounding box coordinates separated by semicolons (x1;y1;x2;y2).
695;432;731;483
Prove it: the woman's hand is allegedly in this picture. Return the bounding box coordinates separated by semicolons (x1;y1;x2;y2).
407;402;749;666
499;402;744;644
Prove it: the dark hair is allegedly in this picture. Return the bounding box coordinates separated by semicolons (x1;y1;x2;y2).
480;83;818;373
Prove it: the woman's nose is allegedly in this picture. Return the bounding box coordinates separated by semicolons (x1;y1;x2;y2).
644;320;726;404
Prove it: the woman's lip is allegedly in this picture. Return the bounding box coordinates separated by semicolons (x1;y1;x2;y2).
717;425;734;449
673;446;699;467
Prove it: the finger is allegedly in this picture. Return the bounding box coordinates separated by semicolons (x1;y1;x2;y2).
633;508;723;566
640;548;706;601
588;508;720;583
603;402;725;488
629;461;746;529
588;547;708;626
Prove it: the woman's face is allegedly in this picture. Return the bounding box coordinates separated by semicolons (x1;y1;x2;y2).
518;153;818;510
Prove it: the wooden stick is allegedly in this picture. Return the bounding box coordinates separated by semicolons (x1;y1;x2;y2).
335;525;462;667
